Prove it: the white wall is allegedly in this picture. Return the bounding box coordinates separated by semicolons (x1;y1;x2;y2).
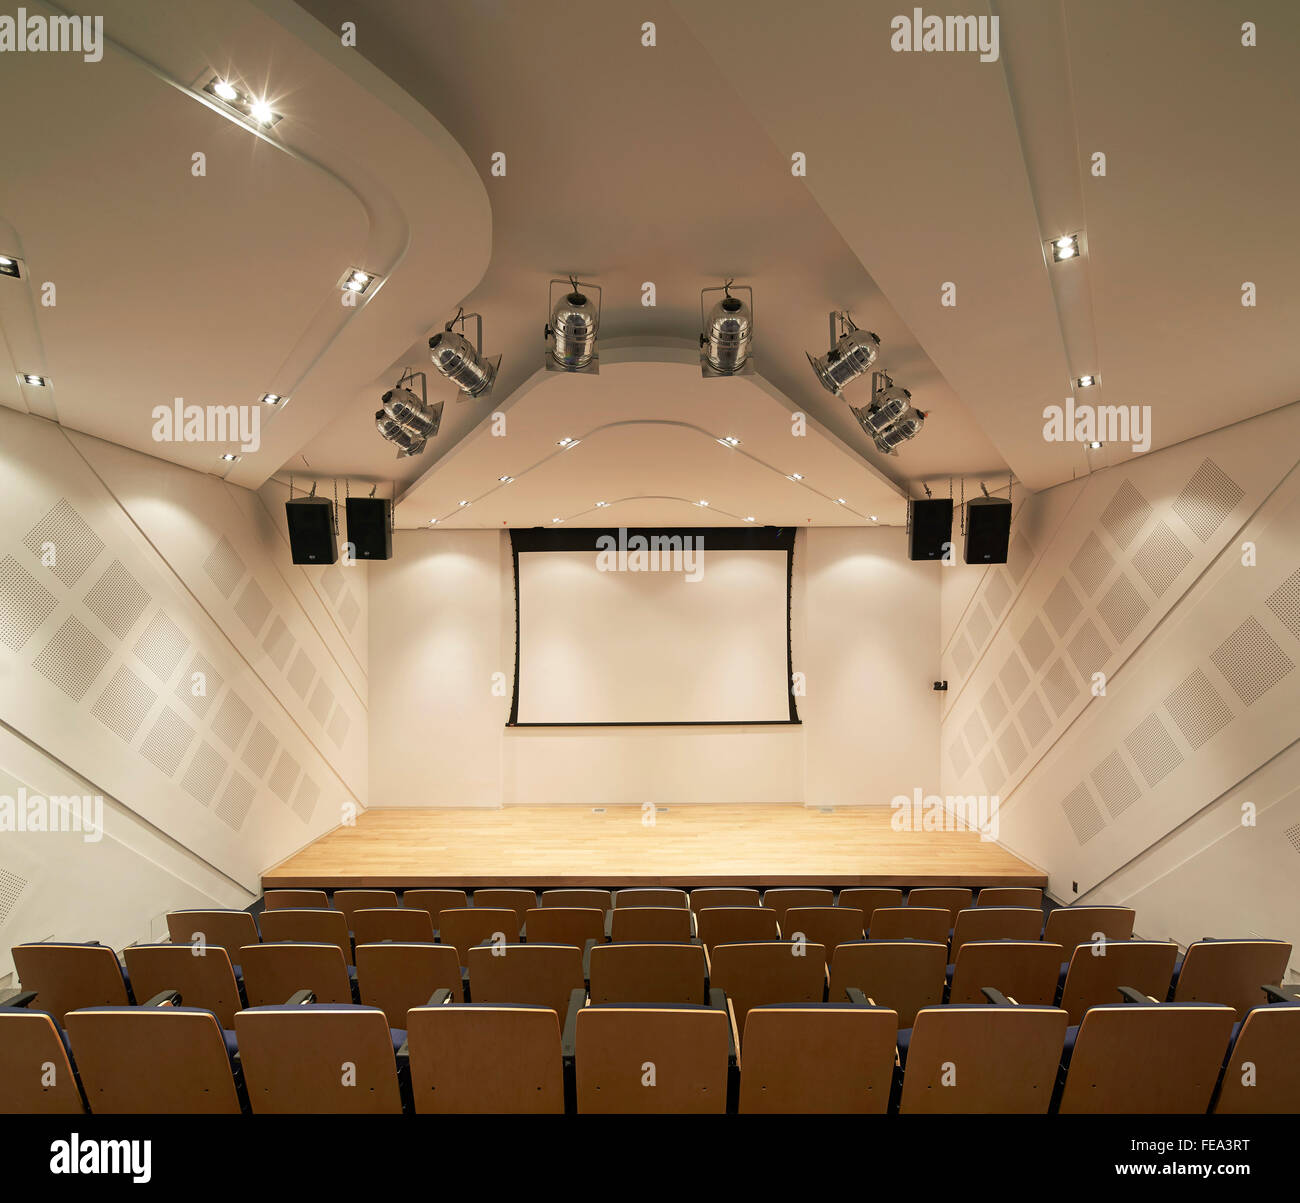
939;402;1300;975
368;525;941;807
0;408;368;975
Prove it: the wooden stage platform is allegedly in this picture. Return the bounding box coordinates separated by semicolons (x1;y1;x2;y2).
263;805;1046;890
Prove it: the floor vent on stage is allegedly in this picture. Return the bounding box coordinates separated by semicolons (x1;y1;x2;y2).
657;807;668;812
819;807;834;814
592;807;605;813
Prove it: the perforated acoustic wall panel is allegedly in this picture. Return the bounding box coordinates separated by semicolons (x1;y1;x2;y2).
0;409;368;965
939;403;1300;962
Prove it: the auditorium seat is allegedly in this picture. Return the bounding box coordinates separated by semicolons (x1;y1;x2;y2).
1042;905;1135;955
828;941;947;1025
541;888;612;913
1058;940;1179;1025
11;943;132;1023
587;942;709;1005
947;941;1064;1005
1213;988;1300;1114
738;999;899;1114
867;907;949;945
760;887;833;927
1057;996;1236;1114
259;907;353;964
609;906;693;943
406;993;564;1113
402;889;469;924
239;942;354;1007
123;944;244;1028
332;889;400;928
898;994;1067;1113
976;887;1043;908
1171;938;1292;1018
467;943;585;1014
567;991;733;1113
473;889;538;929
689;887;761;912
523;906;605;950
0;996;85;1113
781;906;865;970
262;889;329;910
707;941;827;1033
436;907;521;964
66;1001;242;1114
695;906;779;952
613;888;688;909
905;887;973;923
351;907;435;946
836;888;903;928
166;909;260;966
949;906;1044;955
355;942;463;1024
235;1003;404;1113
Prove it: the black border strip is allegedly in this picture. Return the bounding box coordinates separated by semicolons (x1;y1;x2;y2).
507;526;800;727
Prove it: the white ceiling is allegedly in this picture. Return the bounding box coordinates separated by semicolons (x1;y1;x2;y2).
2;0;1296;524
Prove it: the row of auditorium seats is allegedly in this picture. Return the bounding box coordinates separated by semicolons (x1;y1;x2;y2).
3;960;1296;1113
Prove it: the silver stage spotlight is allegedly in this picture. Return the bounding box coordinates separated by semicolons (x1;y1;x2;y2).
429;309;501;399
699;281;755;377
544;277;601;373
807;311;880;397
851;372;928;456
374;371;443;458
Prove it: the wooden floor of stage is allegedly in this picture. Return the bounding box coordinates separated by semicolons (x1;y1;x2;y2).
263;805;1046;889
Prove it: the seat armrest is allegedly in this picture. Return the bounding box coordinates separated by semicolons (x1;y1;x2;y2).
561;987;586;1060
708;988;739;1065
0;990;39;1009
144;989;182;1007
1118;986;1158;1004
845;987;871;1007
428;988;454;1006
1262;984;1299;1003
285;989;317;1006
980;987;1015;1006
604;911;613;939
518;921;526;941
582;938;599;981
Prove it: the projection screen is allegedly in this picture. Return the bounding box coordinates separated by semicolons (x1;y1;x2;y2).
510;527;798;725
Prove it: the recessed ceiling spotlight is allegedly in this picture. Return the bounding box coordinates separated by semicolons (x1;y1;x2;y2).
1074;375;1097;389
1049;233;1081;262
458;499;470;507
717;435;740;447
870;514;878;521
0;254;21;279
743;516;756;523
1088;441;1103;450
338;267;380;296
595;501;609;508
498;475;513;484
429;518;439;525
260;392;282;405
697;499;709;507
552;517;564;524
21;373;48;386
836;498;847;505
220;453;240;462
788;473;804;481
212;79;238;101
203;77;283;127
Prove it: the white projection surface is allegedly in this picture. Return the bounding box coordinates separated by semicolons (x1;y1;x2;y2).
515;546;792;723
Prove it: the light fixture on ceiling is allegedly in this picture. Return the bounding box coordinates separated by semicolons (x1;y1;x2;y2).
1074;374;1098;389
429;309;501;399
552;517;563;524
220;453;240;462
1048;233;1081;262
556;436;580;450
429;518;439;525
595;500;609;508
851;370;928;456
0;254;21;279
458;499;470;507
744;516;755;523
339;267;380;296
807;310;881;397
374;369;441;458
202;76;283;127
260;392;282;405
697;499;709;507
544;276;601;373
21;373;48;386
498;475;513;484
1087;441;1103;450
870;514;878;522
788;472;804;481
699;280;755;377
836;498;847;505
717;435;740;447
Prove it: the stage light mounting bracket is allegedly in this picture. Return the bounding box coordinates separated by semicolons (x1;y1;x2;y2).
806;310;881;397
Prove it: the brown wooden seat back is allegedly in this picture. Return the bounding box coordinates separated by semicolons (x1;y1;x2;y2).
123;944;243;1027
588;943;708;1005
354;942;463;1025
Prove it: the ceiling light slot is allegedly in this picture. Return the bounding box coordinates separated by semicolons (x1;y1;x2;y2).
202;76;283;127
